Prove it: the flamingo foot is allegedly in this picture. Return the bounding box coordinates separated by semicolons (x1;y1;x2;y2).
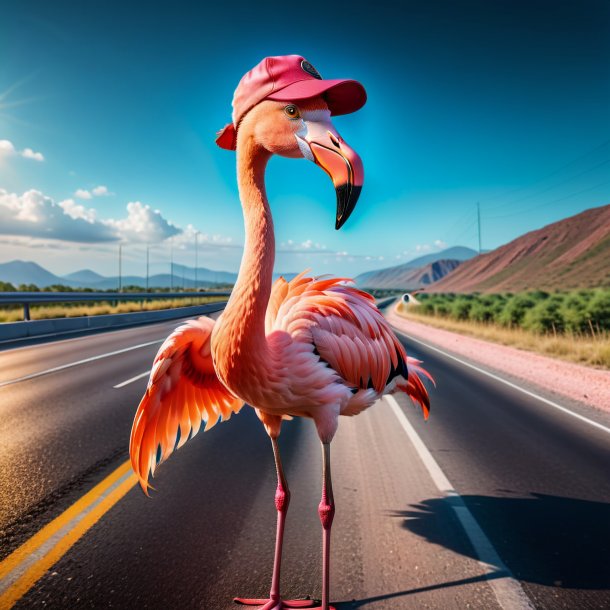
234;598;323;609
233;599;335;609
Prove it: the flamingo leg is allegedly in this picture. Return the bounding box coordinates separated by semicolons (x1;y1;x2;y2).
234;437;315;609
315;442;336;610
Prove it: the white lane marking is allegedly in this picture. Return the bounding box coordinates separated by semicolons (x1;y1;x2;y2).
386;395;534;610
392;328;610;436
113;371;150;389
0;340;162;389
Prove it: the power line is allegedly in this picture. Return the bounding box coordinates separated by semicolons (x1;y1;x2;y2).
486;177;610;220
482;157;610;213
481;138;610;210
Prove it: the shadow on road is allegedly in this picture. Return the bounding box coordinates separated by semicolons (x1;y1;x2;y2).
389;493;610;590
333;572;506;608
333;493;610;608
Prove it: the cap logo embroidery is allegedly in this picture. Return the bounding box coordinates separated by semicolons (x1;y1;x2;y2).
301;60;322;80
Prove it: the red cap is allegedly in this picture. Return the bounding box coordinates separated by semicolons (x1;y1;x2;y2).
216;55;367;150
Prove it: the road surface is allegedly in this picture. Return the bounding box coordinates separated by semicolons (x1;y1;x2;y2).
0;309;608;609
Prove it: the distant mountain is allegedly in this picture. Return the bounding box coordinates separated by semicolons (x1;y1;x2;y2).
0;260;65;287
429;204;610;293
0;260;237;289
355;246;476;288
404;246;478;268
62;269;106;283
170;263;238;285
356;259;462;290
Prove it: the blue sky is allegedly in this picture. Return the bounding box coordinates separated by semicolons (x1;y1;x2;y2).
0;0;608;279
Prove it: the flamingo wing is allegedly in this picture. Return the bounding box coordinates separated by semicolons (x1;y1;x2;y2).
129;316;244;494
269;272;432;418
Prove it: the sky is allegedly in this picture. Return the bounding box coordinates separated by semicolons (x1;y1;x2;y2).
0;0;609;280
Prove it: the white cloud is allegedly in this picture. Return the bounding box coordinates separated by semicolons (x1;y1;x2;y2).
434;239;447;249
21;148;44;162
0;189;116;242
0;140;16;156
171;224;235;251
59;198;97;222
415;244;432;252
74;185;112;199
105;201;180;243
92;185;110;196
74;188;93;200
0;189;181;244
0;139;44;162
278;239;327;253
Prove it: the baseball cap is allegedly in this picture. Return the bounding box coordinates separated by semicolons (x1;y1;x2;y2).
216;55;367;150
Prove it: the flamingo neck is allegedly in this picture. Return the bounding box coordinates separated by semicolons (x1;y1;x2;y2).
213;137;273;378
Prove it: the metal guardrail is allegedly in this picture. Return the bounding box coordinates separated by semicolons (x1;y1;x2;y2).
0;291;232;321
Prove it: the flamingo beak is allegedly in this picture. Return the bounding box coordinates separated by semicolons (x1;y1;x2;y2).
296;116;364;229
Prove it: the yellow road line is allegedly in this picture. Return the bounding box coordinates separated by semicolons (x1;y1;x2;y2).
0;460;137;608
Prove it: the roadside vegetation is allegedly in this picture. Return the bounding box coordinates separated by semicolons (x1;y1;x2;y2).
396;289;610;368
0;281;229;323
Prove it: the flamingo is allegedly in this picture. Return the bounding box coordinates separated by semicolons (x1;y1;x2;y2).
129;55;432;610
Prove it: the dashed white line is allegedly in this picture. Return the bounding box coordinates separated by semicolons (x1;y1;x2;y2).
385;394;534;610
0;340;162;389
391;328;610;436
113;371;150;389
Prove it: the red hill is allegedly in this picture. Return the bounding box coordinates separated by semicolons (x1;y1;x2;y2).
429;204;610;293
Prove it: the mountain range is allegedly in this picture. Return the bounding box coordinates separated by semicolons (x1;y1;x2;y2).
355;246;477;289
429;204;610;292
0;260;302;290
0;260;238;289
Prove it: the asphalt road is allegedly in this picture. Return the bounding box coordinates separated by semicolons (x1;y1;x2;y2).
0;310;609;609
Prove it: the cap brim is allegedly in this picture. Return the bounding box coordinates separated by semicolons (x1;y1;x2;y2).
267;78;367;116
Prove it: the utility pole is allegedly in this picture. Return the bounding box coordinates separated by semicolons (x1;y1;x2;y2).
170;239;174;291
194;231;199;291
118;243;122;292
477;202;482;254
146;245;150;292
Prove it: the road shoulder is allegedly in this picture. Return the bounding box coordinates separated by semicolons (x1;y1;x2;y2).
386;307;610;419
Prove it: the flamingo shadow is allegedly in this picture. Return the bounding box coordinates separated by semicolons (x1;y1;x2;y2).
333;492;610;608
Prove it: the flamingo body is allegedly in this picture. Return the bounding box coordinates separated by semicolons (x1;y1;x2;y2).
131;272;431;492
130;62;433;609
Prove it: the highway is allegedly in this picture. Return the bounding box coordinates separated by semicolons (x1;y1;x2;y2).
0;308;609;609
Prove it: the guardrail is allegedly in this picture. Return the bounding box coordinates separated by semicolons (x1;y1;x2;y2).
0;291;232;321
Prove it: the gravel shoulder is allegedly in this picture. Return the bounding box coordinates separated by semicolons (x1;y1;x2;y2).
386;306;610;415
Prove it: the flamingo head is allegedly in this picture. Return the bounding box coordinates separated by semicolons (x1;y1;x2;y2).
237;97;364;230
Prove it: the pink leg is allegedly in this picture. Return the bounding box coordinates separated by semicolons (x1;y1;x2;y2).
316;443;336;610
234;438;315;609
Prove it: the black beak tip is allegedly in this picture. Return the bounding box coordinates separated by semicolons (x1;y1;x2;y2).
335;184;362;230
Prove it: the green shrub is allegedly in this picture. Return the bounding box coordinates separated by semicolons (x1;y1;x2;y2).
522;299;565;333
497;294;537;327
586;290;610;332
451;298;472;320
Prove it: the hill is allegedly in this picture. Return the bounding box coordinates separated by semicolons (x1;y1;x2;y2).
355;246;476;288
405;246;478;268
0;260;299;290
429;204;610;293
62;269;106;284
356;259;461;290
0;260;65;287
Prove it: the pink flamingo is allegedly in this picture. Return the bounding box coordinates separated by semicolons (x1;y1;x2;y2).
130;56;432;610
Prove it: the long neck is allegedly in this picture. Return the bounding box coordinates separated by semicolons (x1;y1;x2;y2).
213;138;274;370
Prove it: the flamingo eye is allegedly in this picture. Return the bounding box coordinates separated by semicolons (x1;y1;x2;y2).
284;104;300;119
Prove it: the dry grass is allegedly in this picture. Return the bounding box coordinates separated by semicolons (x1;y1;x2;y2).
396;302;610;369
0;296;226;323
